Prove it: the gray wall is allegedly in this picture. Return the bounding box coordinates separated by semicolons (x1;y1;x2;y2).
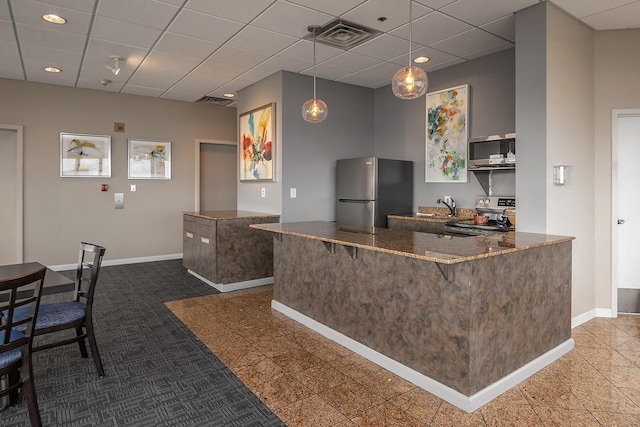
0;78;236;265
236;72;283;215
515;3;547;233
374;48;516;210
281;72;374;222
237;71;374;222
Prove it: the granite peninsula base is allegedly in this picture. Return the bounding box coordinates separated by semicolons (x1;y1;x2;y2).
253;222;574;412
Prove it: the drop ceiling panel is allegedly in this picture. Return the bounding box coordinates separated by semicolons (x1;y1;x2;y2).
16;23;86;52
0;18;15;41
227;26;297;55
156;0;183;5
121;84;166;97
0;40;24;79
79;54;140;82
206;45;269;68
168;9;243;44
582;2;640;30
429;28;505;57
343;0;432;33
185;0;275;24
318;51;379;73
21;41;83;66
76;78;125;92
92;15;162;48
256;56;310;73
84;38;149;66
194;60;250;79
0;1;10;20
155;32;222;60
36;0;96;13
349;34;421;61
11;0;92;35
391;12;473;45
23;59;78;85
127;51;200;89
440;0;538;26
277;40;343;63
480;15;515;42
337;73;384;88
251;1;333;38
96;0;179;30
208;78;253;97
170;72;228;90
354;61;402;80
389;45;457;67
285;0;366;16
464;41;513;60
415;0;457;9
300;65;351;80
551;0;635;19
161;77;227;102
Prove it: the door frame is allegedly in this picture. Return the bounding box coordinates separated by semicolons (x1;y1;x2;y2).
0;124;24;263
611;109;640;315
194;139;236;211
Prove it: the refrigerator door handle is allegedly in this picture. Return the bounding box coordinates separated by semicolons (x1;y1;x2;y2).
338;198;372;203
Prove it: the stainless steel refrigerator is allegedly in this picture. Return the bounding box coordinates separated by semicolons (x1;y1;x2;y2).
336;157;413;228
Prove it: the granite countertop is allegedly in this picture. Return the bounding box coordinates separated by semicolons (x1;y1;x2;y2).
388;206;475;223
184;210;280;220
250;221;574;265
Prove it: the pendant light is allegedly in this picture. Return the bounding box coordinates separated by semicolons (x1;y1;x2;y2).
392;0;428;99
302;25;328;123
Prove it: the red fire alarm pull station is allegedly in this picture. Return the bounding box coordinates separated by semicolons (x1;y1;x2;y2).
101;184;108;192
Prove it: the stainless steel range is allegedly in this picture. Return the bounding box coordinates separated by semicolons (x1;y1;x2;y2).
444;196;515;236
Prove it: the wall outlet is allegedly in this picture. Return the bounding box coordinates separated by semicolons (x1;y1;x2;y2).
130;184;136;192
290;188;296;198
261;187;266;198
444;196;452;205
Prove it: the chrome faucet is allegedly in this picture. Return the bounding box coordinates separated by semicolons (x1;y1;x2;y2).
437;197;456;217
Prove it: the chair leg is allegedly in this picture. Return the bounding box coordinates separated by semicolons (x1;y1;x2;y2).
8;368;20;405
20;357;43;427
76;326;88;358
85;321;105;378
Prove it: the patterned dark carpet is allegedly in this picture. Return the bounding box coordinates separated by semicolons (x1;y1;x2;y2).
0;259;284;426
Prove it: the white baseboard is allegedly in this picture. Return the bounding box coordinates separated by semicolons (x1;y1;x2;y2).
188;270;273;292
49;253;183;271
272;300;574;413
571;308;615;328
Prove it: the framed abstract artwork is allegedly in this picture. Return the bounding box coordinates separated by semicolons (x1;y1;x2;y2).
425;84;469;183
128;138;171;179
60;133;111;177
239;103;275;182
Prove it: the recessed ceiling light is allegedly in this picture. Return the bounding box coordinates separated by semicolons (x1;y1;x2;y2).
413;56;430;64
44;66;61;73
42;14;66;24
223;93;235;98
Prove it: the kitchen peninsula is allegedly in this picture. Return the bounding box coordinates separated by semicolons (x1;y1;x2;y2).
183;211;279;292
249;221;574;412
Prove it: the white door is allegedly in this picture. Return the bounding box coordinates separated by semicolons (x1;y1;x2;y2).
0;125;23;264
615;112;640;313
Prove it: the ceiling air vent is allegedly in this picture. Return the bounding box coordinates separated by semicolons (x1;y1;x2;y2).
304;19;381;50
195;96;235;106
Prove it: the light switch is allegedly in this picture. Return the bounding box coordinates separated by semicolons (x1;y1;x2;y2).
290;188;297;198
130;184;136;192
114;193;124;209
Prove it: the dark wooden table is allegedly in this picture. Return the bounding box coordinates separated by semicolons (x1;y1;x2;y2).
0;262;74;297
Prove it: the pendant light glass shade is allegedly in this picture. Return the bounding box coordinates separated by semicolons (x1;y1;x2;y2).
392;0;428;99
302;98;328;123
302;25;328;123
392;65;428;99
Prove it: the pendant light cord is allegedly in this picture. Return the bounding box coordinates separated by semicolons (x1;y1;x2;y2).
408;0;412;67
313;29;317;99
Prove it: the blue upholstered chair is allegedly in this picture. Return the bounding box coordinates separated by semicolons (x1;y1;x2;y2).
0;265;46;427
13;243;107;378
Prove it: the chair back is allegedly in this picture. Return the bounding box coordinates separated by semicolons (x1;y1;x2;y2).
0;266;46;357
73;243;106;309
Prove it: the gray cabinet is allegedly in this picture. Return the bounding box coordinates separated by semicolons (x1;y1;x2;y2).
183;213;279;286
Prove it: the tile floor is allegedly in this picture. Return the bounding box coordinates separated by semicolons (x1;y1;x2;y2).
166;286;640;426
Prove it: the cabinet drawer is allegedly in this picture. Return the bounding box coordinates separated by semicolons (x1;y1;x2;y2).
183;217;197;233
197;221;215;238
